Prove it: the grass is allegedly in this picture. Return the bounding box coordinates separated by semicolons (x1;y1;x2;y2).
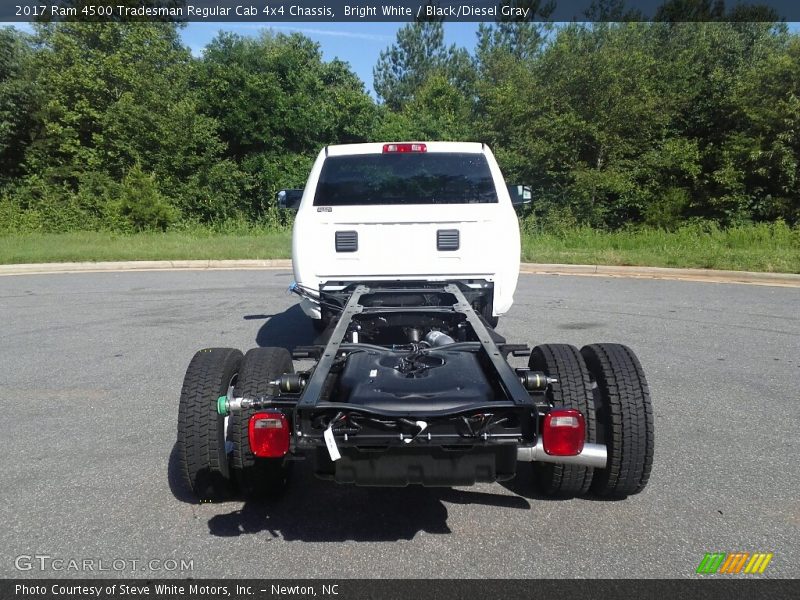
0;222;797;273
0;229;292;264
520;222;800;272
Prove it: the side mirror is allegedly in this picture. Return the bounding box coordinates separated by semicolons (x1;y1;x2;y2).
508;184;532;208
277;189;303;210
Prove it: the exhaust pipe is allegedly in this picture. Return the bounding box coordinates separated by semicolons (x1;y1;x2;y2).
517;439;607;469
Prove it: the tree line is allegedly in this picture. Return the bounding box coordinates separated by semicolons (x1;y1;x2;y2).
1;18;799;233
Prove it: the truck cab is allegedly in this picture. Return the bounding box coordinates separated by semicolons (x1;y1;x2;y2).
285;141;521;328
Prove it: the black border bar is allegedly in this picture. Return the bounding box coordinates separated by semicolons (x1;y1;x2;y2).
2;1;799;23
4;579;800;600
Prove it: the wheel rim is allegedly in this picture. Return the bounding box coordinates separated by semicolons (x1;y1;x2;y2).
223;375;237;456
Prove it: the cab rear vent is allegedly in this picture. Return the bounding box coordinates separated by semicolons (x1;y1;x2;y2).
437;229;460;251
335;231;358;252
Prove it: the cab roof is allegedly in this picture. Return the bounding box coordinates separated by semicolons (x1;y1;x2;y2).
325;142;485;156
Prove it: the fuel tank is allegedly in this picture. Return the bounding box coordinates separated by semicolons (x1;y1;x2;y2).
334;349;494;412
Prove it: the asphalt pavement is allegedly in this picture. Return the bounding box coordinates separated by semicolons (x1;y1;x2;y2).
0;271;797;578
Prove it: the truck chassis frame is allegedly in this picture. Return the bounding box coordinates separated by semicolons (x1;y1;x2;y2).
179;280;652;499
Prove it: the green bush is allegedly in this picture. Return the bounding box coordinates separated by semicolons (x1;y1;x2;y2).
2;177;93;233
118;165;176;231
644;187;692;230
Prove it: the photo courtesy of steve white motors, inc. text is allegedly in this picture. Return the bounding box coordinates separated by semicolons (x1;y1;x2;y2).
14;583;340;597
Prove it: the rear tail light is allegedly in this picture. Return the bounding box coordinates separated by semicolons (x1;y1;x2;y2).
248;412;290;458
542;408;585;456
383;143;427;153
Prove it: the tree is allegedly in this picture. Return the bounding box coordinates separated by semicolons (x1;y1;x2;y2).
731;32;800;223
651;21;787;223
26;23;220;176
374;22;475;110
118;163;176;231
197;31;376;217
374;73;474;141
0;28;37;184
18;22;238;224
476;0;555;63
654;0;779;22
473;20;798;228
200;32;374;158
476;23;674;226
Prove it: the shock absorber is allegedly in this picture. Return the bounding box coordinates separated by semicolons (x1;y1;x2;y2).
517;369;557;391
217;371;308;416
269;373;307;393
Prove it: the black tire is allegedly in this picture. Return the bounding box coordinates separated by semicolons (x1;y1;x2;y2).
528;344;596;497
581;343;654;499
230;347;294;498
177;347;242;502
481;303;499;329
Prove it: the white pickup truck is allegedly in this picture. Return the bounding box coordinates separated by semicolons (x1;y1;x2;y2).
176;141;653;503
280;141;523;328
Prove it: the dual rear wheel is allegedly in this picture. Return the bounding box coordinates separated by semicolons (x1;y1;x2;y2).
177;342;653;502
177;346;293;503
529;343;654;499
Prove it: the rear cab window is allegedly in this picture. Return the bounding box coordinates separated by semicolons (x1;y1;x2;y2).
313;152;498;206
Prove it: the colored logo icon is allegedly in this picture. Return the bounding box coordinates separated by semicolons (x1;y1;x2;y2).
696;552;773;574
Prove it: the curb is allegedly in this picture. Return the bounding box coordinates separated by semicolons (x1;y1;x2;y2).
0;259;291;275
0;259;798;287
518;263;800;287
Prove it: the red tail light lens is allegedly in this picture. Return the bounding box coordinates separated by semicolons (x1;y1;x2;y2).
542;408;585;456
248;412;290;458
383;143;427;153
